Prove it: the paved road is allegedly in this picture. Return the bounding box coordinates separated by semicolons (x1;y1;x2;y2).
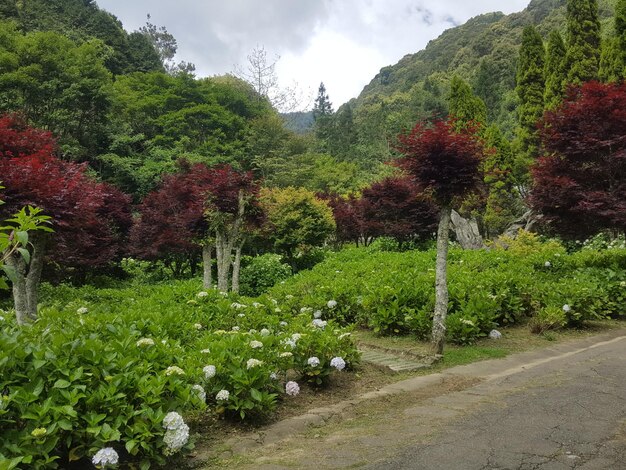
225;330;626;470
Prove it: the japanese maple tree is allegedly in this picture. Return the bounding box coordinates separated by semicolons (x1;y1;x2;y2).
530;81;626;238
0;114;131;324
396;119;486;355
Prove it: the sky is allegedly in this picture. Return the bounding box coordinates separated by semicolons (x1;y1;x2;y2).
97;0;531;110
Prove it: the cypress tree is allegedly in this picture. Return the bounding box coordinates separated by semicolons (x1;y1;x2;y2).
545;31;568;109
516;26;545;156
448;75;487;129
565;0;601;84
599;37;623;82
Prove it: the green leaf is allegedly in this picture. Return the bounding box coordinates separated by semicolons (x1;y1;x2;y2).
15;231;28;246
250;388;262;402
53;379;71;389
16;248;30;264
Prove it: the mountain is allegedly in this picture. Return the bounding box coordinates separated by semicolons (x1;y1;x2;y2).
344;0;617;166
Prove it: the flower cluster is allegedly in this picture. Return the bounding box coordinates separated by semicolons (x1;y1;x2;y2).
327;300;337;309
203;365;216;379
162;412;189;455
307;356;320;367
197;291;209;298
164;366;185;376
312;319;327;329
330;357;346;371
285;381;300;396
192;384;206;402
92;447;119;467
246;358;263;369
216;389;230;401
250;340;263;349
136;337;155;347
77;307;89;314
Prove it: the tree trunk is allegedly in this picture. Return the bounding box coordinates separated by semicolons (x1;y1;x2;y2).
202;244;212;289
6;252;30;325
231;243;243;294
432;206;451;356
215;231;230;293
450;210;484;249
25;234;46;320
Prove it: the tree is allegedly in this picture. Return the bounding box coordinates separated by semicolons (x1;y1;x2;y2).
516;26;545;158
448;75;487;129
259;187;335;268
138;15;195;75
530;81;626;238
0;115;131;324
396;119;485;355
313;82;334;150
617;0;626;66
359;176;437;245
325;194;364;246
565;0;601;85
599;0;626;82
545;31;568;109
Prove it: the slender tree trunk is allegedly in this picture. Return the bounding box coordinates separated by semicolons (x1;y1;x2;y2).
6;253;30;325
215;231;230;292
432;206;451;356
24;234;46;320
202;244;212;289
231;243;243;294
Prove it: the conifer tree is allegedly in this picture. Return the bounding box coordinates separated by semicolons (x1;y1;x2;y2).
516;25;545;157
448;75;487;129
565;0;601;84
600;0;626;82
545;31;568;109
617;0;626;63
313;82;334;149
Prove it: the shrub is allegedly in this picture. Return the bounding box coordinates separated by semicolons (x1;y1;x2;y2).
239;254;292;297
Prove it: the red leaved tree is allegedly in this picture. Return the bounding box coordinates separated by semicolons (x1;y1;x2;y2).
530;81;626;238
396;119;485;355
0;115;131;324
324;194;364;246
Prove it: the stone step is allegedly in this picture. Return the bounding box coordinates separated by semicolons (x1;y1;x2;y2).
359;348;431;372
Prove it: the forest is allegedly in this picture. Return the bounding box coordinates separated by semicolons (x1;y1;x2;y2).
1;0;625;468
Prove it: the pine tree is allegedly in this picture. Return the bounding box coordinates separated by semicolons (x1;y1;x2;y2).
545;31;568;109
313;82;334;149
516;26;545;156
599;37;623;82
448;75;487;129
565;0;601;85
313;82;333;119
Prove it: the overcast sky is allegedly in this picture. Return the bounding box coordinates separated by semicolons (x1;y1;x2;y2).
97;0;531;110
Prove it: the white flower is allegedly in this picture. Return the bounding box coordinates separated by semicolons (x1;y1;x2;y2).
291;333;302;342
460;319;475;327
216;389;230;401
92;447;119;467
238;313;246;318
307;356;320;367
330;357;346;371
285;381;300;396
300;307;313;314
232;326;240;331
285;295;294;300
274;307;282;313
77;307;89;315
192;384;206;402
312;319;327;329
252;302;262;308
247;358;264;369
279;321;288;327
282;339;297;349
544;261;551;267
249;329;257;334
136;337;155;347
219;291;228;297
250;340;263;349
194;323;203;330
313;310;322;319
164;366;185;376
327;300;337;309
203;365;216;379
280;352;293;358
163;411;185;430
270;372;278;380
562;304;571;313
260;328;271;337
231;302;247;309
200;348;211;354
197;291;209;298
489;330;502;339
338;332;351;340
164;423;189;455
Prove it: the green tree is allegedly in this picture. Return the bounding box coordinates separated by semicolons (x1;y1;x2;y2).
313;82;334;149
565;0;601;85
448;75;487;128
617;0;626;63
545;30;568;109
599;37;623;82
516;26;545;157
330;102;357;159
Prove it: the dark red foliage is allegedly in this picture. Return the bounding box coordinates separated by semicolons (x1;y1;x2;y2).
360;176;438;242
130;162;261;261
395;119;486;207
0;115;131;267
531;81;626;237
325;194;363;245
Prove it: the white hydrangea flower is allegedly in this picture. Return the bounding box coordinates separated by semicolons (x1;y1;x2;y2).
260;328;271;337
92;447;119;467
77;307;89;315
136;337;155;347
460;319;475;327
164;422;189;455
291;333;302;342
313;310;322;319
280;352;293;358
246;358;264;369
250;340;263;349
312;319;327;329
307;356;320;367
164;366;185;376
200;348;211;354
544;261;551;267
193;323;203;330
203;365;216;379
285;381;300;396
197;291;209;298
330;357;346;371
562;304;571;312
192;384;206;402
300;307;313;314
279;321;288;327
232;326;240;331
327;300;337;309
162;411;185;430
282;339;297;349
216;389;230;401
270;372;278;380
248;328;257;334
238;313;246;318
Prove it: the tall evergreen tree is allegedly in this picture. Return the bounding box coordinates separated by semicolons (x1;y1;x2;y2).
448;75;487;129
565;0;601;85
516;26;545;157
600;0;626;82
313;82;334;149
545;31;568;109
617;0;626;63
